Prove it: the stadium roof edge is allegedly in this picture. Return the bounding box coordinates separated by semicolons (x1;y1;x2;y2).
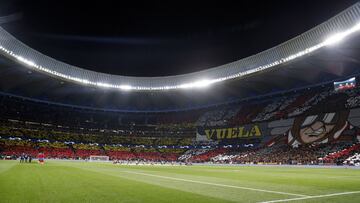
1;2;360;91
1;72;358;113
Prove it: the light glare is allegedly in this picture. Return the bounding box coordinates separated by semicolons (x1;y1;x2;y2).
323;33;347;45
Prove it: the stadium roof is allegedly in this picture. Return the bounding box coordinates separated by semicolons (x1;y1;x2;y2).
1;33;360;112
1;3;360;91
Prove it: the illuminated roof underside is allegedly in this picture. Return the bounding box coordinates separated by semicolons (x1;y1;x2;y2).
1;3;360;91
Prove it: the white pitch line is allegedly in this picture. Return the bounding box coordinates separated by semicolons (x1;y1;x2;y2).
122;170;309;197
259;191;360;203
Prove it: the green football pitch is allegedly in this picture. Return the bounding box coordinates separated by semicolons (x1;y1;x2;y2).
1;160;360;202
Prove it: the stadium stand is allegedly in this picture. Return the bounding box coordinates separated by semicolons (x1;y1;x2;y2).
1;82;360;165
344;153;360;166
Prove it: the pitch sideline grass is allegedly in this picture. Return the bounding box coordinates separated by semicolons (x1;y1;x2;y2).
0;160;360;202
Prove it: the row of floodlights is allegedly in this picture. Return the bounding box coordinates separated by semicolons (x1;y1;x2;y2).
0;22;359;91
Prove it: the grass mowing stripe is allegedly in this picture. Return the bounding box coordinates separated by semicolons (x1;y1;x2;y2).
0;161;16;174
258;191;360;203
122;170;310;197
326;175;360;179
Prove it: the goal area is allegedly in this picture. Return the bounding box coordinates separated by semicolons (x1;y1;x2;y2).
89;155;109;162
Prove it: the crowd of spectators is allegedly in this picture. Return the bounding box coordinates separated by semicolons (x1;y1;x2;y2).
208;141;360;165
195;85;360;127
344;153;360;166
1;133;359;166
0;121;194;146
0;138;187;161
2;82;360;165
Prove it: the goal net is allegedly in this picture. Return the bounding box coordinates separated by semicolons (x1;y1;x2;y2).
89;155;109;162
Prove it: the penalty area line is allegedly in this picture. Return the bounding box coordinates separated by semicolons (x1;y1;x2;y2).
259;191;360;203
122;170;309;197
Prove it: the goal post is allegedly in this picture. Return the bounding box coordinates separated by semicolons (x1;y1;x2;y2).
89;155;109;162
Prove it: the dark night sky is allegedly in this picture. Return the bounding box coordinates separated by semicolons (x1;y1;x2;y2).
0;0;359;77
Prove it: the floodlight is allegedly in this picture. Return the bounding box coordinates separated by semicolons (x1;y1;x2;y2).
96;82;112;88
323;23;360;46
119;85;132;90
193;80;213;88
15;56;36;67
179;79;214;89
323;32;347;46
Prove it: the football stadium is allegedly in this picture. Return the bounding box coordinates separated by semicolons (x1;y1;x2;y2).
1;1;360;202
